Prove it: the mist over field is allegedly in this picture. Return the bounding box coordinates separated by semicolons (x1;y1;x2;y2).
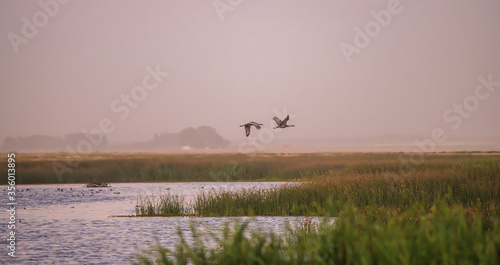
1;1;499;152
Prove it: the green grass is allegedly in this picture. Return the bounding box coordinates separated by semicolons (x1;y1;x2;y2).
133;156;500;263
136;158;500;217
3;152;499;184
135;193;185;216
6;151;499;263
133;201;500;265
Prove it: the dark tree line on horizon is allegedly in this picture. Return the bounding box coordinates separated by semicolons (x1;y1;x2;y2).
2;126;229;152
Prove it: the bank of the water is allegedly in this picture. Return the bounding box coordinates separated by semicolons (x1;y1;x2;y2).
0;182;294;264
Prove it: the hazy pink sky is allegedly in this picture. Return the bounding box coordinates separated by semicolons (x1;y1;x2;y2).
1;0;499;143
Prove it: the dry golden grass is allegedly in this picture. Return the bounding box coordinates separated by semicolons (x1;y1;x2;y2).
2;151;499;184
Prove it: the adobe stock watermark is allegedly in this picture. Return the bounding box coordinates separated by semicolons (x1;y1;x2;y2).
384;74;499;188
209;107;297;182
213;0;245;22
339;0;411;64
7;0;71;54
51;64;170;181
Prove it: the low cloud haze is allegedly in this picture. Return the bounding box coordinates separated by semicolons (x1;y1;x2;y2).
1;1;499;151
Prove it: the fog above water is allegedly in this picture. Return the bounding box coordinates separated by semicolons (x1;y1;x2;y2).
1;1;499;151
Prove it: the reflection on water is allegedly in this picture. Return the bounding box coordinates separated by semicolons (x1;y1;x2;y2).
0;182;317;264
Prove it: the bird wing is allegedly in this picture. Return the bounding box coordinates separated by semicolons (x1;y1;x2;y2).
249;122;262;129
245;125;250;137
273;117;282;125
282;115;290;124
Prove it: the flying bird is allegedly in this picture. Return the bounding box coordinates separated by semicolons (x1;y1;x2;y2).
240;121;263;137
273;115;295;129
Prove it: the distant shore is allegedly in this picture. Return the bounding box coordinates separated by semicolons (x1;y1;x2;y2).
1;151;499;185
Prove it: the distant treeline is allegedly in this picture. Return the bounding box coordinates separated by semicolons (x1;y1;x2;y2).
3;133;107;152
142;126;230;150
2;126;229;152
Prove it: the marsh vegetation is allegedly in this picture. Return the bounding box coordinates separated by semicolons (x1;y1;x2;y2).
3;152;499;184
5;152;500;264
135;156;500;217
134;201;500;265
131;153;500;264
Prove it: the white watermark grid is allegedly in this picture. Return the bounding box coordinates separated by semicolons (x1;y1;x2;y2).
340;0;412;64
51;64;169;181
384;74;499;187
7;0;71;54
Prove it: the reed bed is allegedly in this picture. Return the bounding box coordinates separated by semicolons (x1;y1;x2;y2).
134;158;500;263
3;152;499;184
133;201;500;265
136;193;185;217
136;158;500;217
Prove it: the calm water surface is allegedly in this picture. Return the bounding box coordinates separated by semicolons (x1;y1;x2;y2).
0;182;318;264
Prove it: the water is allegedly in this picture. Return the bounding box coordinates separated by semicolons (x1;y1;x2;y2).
0;182;318;264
